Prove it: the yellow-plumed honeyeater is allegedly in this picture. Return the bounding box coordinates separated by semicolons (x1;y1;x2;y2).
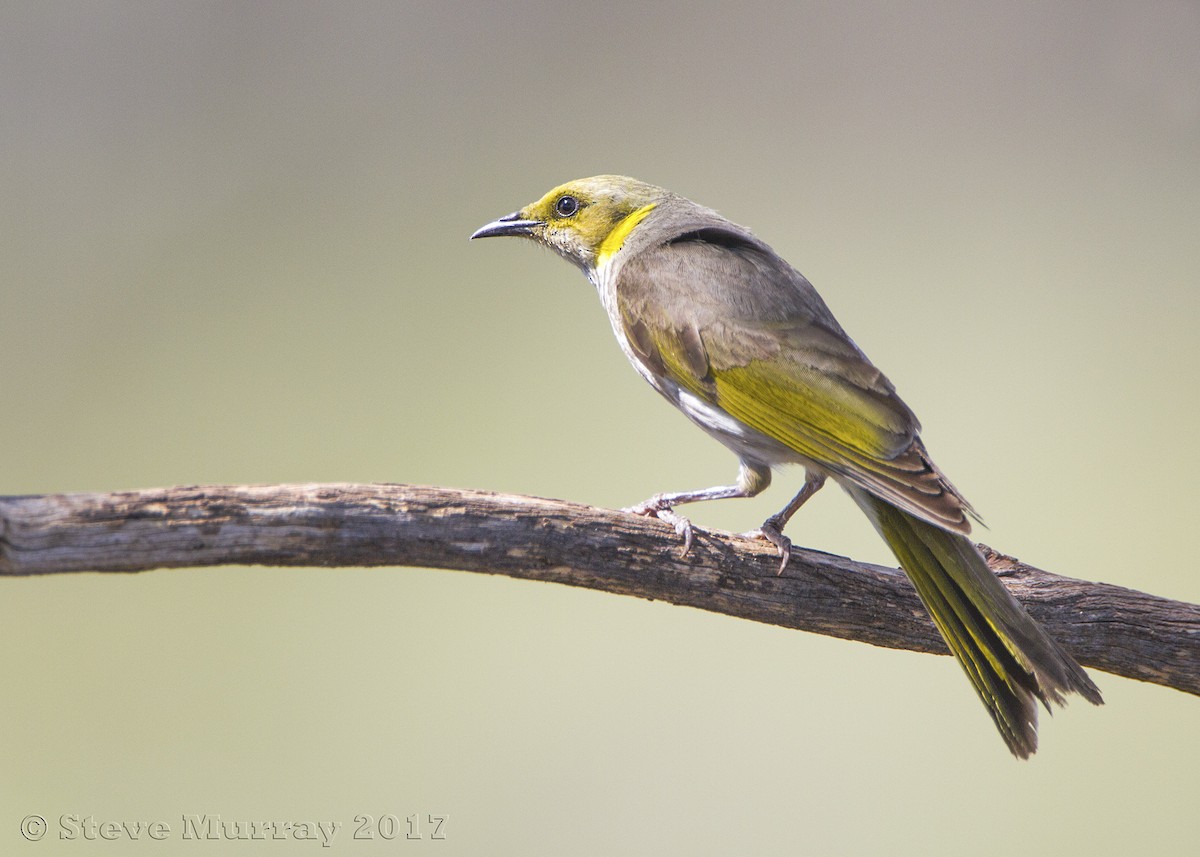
472;175;1101;757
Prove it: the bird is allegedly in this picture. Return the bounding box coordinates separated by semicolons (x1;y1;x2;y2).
471;175;1102;757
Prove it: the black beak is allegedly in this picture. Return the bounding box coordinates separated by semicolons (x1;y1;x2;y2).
470;211;543;240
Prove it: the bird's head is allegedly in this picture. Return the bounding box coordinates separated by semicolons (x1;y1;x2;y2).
471;175;669;272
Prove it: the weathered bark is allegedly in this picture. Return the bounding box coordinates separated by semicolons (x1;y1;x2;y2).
1;483;1196;695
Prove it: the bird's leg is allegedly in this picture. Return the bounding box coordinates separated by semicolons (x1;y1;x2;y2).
624;461;771;557
749;471;827;575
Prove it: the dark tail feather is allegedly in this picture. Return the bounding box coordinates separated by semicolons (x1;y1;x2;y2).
849;488;1102;758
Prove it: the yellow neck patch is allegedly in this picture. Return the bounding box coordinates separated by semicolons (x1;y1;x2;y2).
596;203;657;268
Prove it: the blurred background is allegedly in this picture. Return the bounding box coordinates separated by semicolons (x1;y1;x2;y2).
3;1;1198;854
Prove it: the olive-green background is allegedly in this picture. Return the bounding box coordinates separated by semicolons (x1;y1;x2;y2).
3;2;1198;854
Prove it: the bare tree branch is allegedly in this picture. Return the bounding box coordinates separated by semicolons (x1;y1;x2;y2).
2;483;1196;695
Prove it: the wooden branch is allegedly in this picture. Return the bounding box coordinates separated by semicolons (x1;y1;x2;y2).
2;483;1196;695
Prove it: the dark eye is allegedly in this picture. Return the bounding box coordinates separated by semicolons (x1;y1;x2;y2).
554;195;580;217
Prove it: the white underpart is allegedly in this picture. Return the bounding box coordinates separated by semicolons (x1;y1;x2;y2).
678;388;752;438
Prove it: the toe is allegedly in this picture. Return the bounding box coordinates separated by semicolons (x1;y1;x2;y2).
657;509;694;556
756;521;792;575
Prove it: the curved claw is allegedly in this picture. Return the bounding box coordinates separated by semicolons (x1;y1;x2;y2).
752;515;792;575
656;509;694;557
623;497;694;558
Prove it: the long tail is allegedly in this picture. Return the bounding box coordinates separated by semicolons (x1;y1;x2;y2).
848;487;1103;758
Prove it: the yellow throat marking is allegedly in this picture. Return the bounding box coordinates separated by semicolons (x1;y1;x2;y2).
596;203;657;268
